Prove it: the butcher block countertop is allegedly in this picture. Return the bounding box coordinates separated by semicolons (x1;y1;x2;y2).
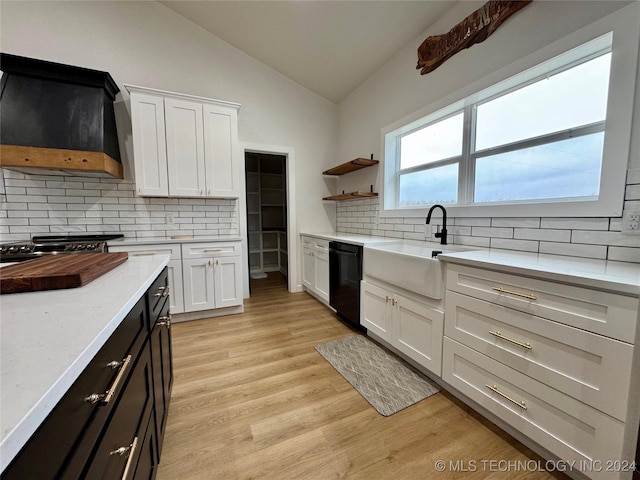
0;252;129;293
0;253;170;472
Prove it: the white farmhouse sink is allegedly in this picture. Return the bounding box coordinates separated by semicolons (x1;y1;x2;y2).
363;242;469;299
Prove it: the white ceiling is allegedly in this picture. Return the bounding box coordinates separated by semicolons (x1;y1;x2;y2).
160;1;456;103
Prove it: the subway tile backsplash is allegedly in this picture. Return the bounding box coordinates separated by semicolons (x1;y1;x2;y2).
0;170;239;241
2;167;638;263
336;168;640;263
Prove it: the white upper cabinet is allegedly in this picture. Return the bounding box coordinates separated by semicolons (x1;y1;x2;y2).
126;85;241;198
129;92;169;196
203;103;239;197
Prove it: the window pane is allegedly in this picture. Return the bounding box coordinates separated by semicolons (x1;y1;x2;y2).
474;132;603;203
399;163;458;206
475;53;611;151
400;112;463;169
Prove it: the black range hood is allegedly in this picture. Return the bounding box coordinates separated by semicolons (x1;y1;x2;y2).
0;53;123;179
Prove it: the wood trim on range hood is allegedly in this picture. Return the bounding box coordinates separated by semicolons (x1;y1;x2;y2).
0;145;124;179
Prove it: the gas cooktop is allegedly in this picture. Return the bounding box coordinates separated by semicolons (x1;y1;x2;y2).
0;234;124;262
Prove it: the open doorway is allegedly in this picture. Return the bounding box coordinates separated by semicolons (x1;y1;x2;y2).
245;152;288;293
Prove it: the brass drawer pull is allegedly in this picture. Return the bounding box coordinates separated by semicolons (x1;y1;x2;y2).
154;285;170;298
131;252;155;256
203;248;223;253
157;315;172;328
486;384;527;410
489;330;532;350
110;436;138;480
84;355;132;405
492;286;537;301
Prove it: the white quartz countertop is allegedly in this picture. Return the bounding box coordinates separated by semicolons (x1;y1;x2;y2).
0;253;171;472
439;249;640;296
300;232;400;246
110;234;242;246
301;232;639;296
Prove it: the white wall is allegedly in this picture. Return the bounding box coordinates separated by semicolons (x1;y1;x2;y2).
334;0;640;262
0;0;340;288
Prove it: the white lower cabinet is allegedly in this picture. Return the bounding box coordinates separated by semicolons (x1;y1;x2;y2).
183;258;216;312
361;280;443;376
445;290;633;421
302;246;314;289
181;242;242;312
165;258;185;314
441;262;639;480
442;337;625;480
109;240;243;317
301;235;329;303
109;243;184;314
314;249;330;300
214;255;243;308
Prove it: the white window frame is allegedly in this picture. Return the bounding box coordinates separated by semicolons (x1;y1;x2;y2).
380;4;639;218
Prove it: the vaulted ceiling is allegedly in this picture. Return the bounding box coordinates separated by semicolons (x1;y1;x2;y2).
161;1;457;103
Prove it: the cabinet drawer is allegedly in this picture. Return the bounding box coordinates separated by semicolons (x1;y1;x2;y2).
446;264;638;343
301;236;328;252
442;338;626;480
83;342;154;480
445;291;633;421
3;297;148;480
109;243;181;260
181;242;240;258
314;239;329;252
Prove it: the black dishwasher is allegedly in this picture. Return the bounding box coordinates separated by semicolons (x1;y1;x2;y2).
329;241;363;328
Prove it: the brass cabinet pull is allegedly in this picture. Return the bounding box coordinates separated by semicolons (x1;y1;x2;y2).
157;315;172;328
385;296;391;303
489;330;532;350
110;436;138;480
131;252;155;256
84;355;132;405
492;286;537;300
203;248;222;253
485;384;527;410
154;285;170;297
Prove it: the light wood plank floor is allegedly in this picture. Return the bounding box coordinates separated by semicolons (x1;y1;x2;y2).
156;273;568;480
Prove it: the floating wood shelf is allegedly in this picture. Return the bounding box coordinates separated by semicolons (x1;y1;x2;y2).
323;191;379;201
323;157;379;176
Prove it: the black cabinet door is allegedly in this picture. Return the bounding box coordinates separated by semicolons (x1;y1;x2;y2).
150;299;173;459
2;296;148;480
148;270;169;323
132;410;158;480
82;342;154;480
